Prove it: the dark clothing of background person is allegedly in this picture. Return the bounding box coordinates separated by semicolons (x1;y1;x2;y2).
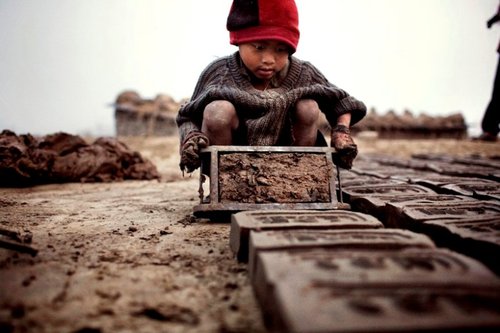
479;3;500;141
481;55;500;138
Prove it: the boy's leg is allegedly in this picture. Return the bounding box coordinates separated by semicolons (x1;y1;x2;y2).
202;100;239;145
292;99;320;146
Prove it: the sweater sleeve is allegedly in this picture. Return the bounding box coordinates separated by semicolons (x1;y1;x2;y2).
298;61;367;127
176;57;230;144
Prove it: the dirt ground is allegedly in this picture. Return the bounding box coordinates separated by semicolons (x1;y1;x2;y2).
0;135;498;333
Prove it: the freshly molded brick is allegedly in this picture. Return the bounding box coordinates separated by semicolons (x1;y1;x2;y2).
417;217;500;276
248;229;435;277
402;202;500;223
342;184;436;202
441;181;500;200
273;279;500;333
351;194;473;225
253;248;500;329
230;210;383;262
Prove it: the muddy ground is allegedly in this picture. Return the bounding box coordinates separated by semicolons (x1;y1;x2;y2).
219;152;332;203
0;135;498;333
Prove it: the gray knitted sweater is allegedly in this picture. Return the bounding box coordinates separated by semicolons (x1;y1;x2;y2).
176;52;366;146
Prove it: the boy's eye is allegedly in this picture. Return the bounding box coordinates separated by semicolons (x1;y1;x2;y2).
253;43;265;50
276;47;288;53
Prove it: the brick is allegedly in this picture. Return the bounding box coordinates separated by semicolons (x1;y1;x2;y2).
427;163;500;181
383;195;479;228
409;175;464;193
253;248;500;329
385;201;500;229
349;195;390;220
340;178;402;188
359;155;430;171
254;247;498;288
452;156;500;169
441;181;500;201
351;194;473;225
368;155;500;181
413;153;500;169
342;184;436;202
350;166;426;181
272;279;500;332
414;217;500;276
349;168;390;179
248;229;435;277
230;210;383;262
350;156;434;179
388;170;434;182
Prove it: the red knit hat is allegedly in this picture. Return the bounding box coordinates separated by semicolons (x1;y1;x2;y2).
226;0;300;53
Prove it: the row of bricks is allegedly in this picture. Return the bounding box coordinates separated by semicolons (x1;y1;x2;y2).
341;156;500;275
351;154;500;183
229;210;500;332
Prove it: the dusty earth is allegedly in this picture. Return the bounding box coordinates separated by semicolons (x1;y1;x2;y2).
0;135;499;333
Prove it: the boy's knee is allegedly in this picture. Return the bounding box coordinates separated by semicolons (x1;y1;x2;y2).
203;100;238;130
294;99;320;126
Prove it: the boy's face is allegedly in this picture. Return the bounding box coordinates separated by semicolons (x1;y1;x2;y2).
239;40;290;82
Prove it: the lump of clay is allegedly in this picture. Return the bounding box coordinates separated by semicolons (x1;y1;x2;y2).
0;130;160;186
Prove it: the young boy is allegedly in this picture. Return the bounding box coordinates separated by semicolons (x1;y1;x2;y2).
177;0;367;173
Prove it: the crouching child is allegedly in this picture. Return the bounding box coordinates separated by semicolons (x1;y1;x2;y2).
176;0;367;173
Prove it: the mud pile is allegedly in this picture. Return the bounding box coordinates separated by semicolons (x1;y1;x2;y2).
219;153;332;203
0;130;160;186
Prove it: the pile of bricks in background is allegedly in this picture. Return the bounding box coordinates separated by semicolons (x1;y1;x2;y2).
229;154;500;332
350;109;468;139
113;90;181;137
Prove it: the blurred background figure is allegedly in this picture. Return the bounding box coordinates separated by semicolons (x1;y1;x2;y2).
477;2;500;141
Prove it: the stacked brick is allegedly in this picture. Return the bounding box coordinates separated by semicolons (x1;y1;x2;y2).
349;109;468;139
348;154;500;276
229;154;500;332
113;90;180;137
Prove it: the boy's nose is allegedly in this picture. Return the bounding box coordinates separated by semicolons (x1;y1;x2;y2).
262;51;275;65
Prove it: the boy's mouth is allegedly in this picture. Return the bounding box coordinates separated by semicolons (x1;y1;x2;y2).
256;68;274;78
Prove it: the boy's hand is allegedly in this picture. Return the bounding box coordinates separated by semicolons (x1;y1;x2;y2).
331;125;358;169
179;132;209;173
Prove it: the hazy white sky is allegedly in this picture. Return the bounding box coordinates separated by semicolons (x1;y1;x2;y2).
0;0;499;136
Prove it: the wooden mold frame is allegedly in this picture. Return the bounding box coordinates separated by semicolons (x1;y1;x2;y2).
193;146;339;218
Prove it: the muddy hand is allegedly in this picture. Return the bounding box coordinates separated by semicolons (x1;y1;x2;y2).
179;132;209;174
331;125;358;169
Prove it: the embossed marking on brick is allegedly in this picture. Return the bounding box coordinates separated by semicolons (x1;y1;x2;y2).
230;210;384;261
